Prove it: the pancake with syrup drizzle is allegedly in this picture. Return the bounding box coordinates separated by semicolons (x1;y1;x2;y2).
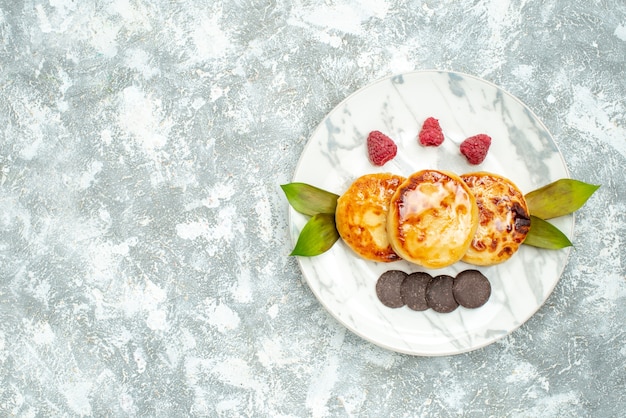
460;172;531;265
387;169;479;269
335;173;405;262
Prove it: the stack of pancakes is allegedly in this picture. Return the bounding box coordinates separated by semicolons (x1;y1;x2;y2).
335;170;531;268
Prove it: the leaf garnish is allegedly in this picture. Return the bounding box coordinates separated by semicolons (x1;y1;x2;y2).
525;179;599;220
523;215;573;249
280;183;339;216
290;213;339;256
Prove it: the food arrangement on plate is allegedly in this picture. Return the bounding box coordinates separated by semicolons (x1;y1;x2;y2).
284;71;599;355
284;117;598;314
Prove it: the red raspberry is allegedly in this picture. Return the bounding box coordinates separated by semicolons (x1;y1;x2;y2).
367;130;397;166
460;134;492;165
418;117;444;146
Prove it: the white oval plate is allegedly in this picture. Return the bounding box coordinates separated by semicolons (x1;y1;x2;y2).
289;70;572;356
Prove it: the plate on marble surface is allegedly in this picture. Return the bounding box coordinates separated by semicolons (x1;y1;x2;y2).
289;70;572;356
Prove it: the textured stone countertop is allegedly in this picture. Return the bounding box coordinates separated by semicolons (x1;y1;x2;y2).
1;1;625;416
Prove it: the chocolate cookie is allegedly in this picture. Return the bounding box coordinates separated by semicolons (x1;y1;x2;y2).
453;270;491;308
401;272;432;311
376;270;407;308
425;275;458;313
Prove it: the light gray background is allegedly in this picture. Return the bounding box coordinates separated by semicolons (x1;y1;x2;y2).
1;1;625;416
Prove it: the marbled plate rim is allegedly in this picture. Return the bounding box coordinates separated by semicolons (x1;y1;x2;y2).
289;70;573;356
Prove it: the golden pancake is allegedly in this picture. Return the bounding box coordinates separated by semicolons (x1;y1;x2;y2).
387;170;479;269
335;173;405;262
460;172;531;265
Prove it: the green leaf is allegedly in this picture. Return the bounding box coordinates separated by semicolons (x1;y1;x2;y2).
525;179;600;220
281;183;339;216
290;213;340;256
523;215;573;249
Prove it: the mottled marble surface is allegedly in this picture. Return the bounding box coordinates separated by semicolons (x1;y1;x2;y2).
0;0;624;416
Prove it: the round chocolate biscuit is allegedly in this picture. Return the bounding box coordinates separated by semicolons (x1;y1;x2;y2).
453;270;491;308
401;272;432;311
376;270;407;308
425;275;458;313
